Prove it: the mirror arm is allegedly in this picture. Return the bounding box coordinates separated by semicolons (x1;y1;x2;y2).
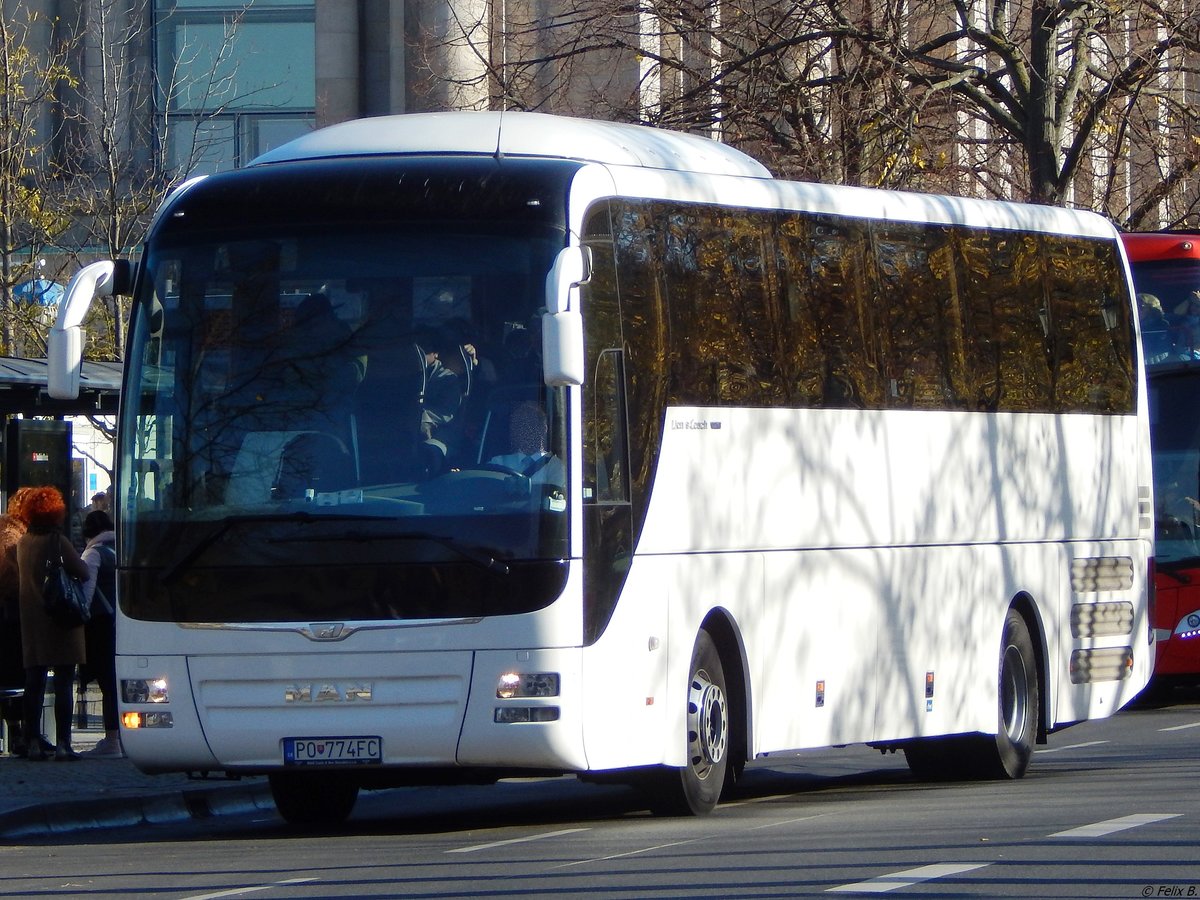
47;260;120;399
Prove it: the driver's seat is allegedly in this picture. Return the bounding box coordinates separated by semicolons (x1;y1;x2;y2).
226;430;351;504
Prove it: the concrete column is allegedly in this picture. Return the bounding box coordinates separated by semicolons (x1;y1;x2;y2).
407;0;489;110
441;0;490;109
315;0;361;126
359;0;406;115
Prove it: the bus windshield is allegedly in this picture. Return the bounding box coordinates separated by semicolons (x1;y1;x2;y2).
1126;236;1200;565
1131;257;1200;367
118;158;574;623
1150;371;1200;569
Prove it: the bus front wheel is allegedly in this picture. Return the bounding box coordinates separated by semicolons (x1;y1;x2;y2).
647;630;730;816
269;771;359;826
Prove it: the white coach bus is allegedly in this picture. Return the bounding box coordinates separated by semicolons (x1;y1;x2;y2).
50;112;1153;825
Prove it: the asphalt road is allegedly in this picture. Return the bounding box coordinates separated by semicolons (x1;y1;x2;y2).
2;690;1198;899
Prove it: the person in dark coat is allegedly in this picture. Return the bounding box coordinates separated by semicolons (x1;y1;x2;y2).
16;486;89;761
79;510;122;757
0;487;38;754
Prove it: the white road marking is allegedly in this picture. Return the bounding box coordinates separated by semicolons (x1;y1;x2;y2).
827;862;990;893
550;837;703;869
723;792;806;807
1035;740;1109;754
551;813;825;870
183;877;318;900
749;814;827;831
447;827;589;853
1050;813;1181;838
1158;720;1200;732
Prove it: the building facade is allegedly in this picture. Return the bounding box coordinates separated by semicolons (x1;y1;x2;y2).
4;0;1198;218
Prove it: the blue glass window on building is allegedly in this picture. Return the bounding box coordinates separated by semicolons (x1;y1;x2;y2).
155;0;315;174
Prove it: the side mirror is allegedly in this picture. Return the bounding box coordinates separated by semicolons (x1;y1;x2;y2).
110;259;133;296
542;246;590;387
48;260;124;399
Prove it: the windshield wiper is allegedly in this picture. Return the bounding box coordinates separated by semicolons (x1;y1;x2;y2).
159;512;393;585
1156;558;1200;584
270;529;511;576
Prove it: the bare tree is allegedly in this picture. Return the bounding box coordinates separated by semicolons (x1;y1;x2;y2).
0;6;78;356
53;1;266;490
418;0;1200;222
48;0;156;362
57;0;269;365
831;0;1200;216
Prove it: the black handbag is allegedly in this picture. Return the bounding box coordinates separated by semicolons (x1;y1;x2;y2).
41;535;91;629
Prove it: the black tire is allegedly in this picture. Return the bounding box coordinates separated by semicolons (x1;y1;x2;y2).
269;772;359;827
991;609;1039;778
905;609;1039;781
646;630;731;816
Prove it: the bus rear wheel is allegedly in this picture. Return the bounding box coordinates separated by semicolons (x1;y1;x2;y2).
990;608;1039;778
269;772;360;827
647;630;730;816
905;609;1039;780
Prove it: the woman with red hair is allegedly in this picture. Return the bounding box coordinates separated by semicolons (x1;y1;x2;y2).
16;486;89;760
1;487;37;754
1;487;53;753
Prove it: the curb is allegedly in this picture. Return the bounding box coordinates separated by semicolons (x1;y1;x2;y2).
0;782;276;839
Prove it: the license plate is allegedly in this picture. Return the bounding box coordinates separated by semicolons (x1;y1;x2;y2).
283;736;382;766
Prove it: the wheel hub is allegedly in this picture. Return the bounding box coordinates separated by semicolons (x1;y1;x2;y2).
687;668;728;778
1001;644;1029;742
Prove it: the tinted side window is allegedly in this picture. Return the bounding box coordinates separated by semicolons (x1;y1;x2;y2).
580;202;628;505
777;215;883;407
1042;235;1136;412
607;198;1133;416
659;206;778;406
610;203;670;518
956;230;1054;411
873;222;963;410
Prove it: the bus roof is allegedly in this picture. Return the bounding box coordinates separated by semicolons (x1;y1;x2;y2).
1121;232;1200;262
249;111;774;180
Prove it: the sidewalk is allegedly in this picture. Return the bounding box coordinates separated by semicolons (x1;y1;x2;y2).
1;695;273;839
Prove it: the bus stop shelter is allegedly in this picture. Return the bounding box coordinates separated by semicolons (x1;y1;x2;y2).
0;356;122;418
0;354;122;512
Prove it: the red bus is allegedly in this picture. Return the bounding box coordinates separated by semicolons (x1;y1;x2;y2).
1124;232;1200;687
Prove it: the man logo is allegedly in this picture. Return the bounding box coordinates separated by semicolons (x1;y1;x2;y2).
309;623;345;640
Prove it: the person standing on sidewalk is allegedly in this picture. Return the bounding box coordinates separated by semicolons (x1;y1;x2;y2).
16;487;89;761
1;487;56;758
0;488;36;754
79;510;122;758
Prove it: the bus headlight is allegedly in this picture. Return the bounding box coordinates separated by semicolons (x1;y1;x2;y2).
496;672;559;699
122;678;169;704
